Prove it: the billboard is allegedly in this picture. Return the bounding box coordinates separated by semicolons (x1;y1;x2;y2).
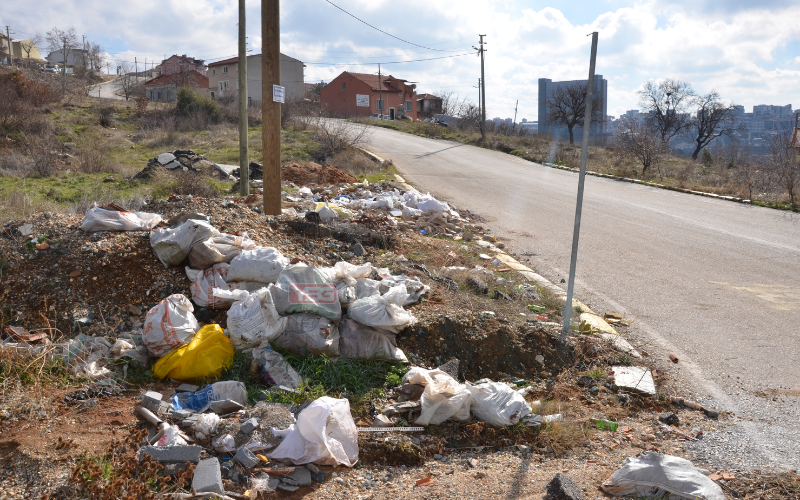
356;94;370;107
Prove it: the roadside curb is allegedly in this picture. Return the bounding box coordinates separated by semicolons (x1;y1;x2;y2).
393;174;640;357
357;147;386;165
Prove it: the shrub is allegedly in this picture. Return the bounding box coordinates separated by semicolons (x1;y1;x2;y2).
98;106;115;128
176;87;221;127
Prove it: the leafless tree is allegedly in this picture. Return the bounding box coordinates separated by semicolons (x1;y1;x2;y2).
117;60;143;100
547;82;604;144
19;34;44;66
686;91;743;160
764;132;800;208
87;42;104;71
732;147;765;201
612;116;668;175
310;114;372;157
46;26;79;66
436;89;457;115
638;78;694;142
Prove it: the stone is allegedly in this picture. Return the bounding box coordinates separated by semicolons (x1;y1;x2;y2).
535;354;545;365
268;477;281;490
283;467;312;486
311;470;332;484
192;458;224;494
306;463;320;474
171;409;194;420
142;391;163;412
437;359;460;380
373;414;395;427
611;366;656;396
659;412;680;426
578;376;595;387
277;483;299;492
467;458;478;468
433;454;443;461
350;242;366;256
128;305;142;316
240;417;259;434
157;152;176;165
175;383;199;393
138;445;202;464
545;473;585;500
235;447;260;469
210;399;244;414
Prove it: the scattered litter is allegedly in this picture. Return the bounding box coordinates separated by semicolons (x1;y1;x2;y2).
172;381;248;413
670;396;719;419
669;354;680;363
79;204;162;232
611;366;656;396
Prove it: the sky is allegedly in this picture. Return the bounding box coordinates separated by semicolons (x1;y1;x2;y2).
3;0;800;121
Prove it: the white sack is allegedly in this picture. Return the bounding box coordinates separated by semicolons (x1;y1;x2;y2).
79;204;162;232
347;285;416;334
150;220;219;267
141;294;199;357
188;232;257;269
187;263;234;309
227;247;289;284
252;347;303;388
316;204;338;223
402;367;472;425
466;381;532;426
322;262;373;307
339;318;407;363
415;193;450;213
214;286;287;350
271;263;342;320
272;313;339;357
355;278;381;299
379;275;430;306
601;452;726;500
267;397;358;467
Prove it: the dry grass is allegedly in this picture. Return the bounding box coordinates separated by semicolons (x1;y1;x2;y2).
331;148;384;176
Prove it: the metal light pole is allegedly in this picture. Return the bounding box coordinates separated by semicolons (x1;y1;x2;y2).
562;31;599;337
238;0;249;196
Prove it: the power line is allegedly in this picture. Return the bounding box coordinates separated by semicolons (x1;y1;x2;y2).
323;0;469;52
303;52;473;66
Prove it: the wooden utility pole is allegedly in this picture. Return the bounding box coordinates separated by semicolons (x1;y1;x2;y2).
262;0;281;215
238;0;249;196
474;35;487;141
378;63;382;116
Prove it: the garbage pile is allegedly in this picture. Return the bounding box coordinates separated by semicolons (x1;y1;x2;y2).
133;149;232;181
282;161;359;185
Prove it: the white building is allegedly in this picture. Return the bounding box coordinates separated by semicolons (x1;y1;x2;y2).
207;53;305;104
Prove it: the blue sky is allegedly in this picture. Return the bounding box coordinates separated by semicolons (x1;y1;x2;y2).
3;0;800;120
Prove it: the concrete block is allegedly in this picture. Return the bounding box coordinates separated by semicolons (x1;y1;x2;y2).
282;467;311;486
192;458;224;494
171;409;194;420
138;445;202;464
235;447;259;469
612;366;656;396
240;417;259;435
142;391;163;412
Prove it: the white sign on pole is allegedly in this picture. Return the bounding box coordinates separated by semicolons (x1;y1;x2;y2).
272;84;285;103
356;94;370;107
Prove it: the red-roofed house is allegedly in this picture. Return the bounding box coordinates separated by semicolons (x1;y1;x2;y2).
416;93;443;118
144;70;210;102
320;71;417;120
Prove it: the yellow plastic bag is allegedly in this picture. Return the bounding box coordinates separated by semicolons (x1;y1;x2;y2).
153;324;234;381
314;202;354;219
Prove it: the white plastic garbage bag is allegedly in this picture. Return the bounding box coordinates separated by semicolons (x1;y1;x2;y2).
323;262;373;307
402;367;472;425
466;381;532;426
187;263;234;309
379;275;430;306
193;413;221;442
409;192;450;213
156;425;187;447
150;219;219;267
252;346;303;388
213;286;287;350
272;313;339;357
79;204;162;232
339;318;408;363
601;452;726;500
316;204;338;223
227;247;289;284
188;232;257;269
355;278;381;300
141;294;199;357
347;285;416;334
61;334;113;378
267;397;358;466
271;263;342;320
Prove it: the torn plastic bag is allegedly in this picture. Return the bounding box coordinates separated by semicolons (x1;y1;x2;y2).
187;263;234;309
415;193;450;213
314;202;354;219
172;381;248;413
402;205;423;218
152;324;234;381
212;434;237;453
322;262;373;307
379;275;430;305
188;232;257;269
601;452;726;500
214;286;287;350
192;413;220;442
339;318;408;363
315;204;339;223
402;367;472;425
142;294;199;357
156;425;187;447
271;263;342;320
355;278;381;299
272;313;339;357
252;346;303;388
61;334;113;379
79;204;162;232
267;397;358;466
107;338;149;366
150;219;219;267
466;381;532;426
226;247;289;284
347;285;416;334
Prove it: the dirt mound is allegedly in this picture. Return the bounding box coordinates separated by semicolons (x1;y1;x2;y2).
282;161;358;186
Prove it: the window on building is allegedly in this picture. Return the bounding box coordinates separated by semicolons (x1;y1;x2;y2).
405;100;412;112
341;82;346;90
223;81;229;90
248;96;252;106
376;99;384;111
211;91;215;99
157;91;162;100
212;68;216;75
223;66;228;73
219;82;224;92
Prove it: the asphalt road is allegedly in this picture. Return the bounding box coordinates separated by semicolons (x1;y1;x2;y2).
364;125;800;471
90;76;146;100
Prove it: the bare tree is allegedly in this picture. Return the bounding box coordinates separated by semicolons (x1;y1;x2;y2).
46;26;78;65
547;82;604;144
612;116;668;175
19;33;44;65
764;132;800;208
732;147;765;201
116;60;143;100
638;78;694;142
436;89;457;115
87;42;104;71
686;91;743;160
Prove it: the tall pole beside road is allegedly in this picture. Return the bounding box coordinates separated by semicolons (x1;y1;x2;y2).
478;35;487;141
262;0;281;215
562;31;599;337
238;0;249;196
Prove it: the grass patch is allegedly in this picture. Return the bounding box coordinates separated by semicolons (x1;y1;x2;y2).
0;344;78;389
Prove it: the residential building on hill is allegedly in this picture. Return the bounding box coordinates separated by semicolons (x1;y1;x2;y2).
144;70;209;102
320;71;417;120
207;53;304;104
161;54;206;76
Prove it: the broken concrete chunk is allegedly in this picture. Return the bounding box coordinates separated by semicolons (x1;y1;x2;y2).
240;417;259;435
282;467;311;486
397;383;425;402
546;472;585;500
142;391;163;412
372;414;395;427
611;366;656;396
139;445;202;464
235;447;260;469
311;469;331;484
210;399;244;415
192;457;224;494
381;401;421;417
175;383;200;393
157;152;176;165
